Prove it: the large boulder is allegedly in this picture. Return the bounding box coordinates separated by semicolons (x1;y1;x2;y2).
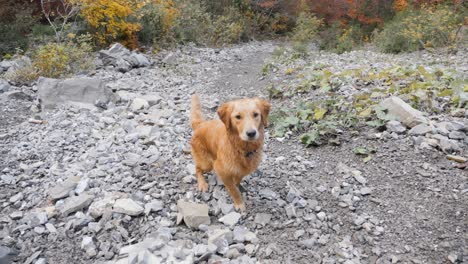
37;77;116;111
98;43;151;72
379;96;428;128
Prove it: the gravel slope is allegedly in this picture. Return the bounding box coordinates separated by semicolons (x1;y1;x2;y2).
0;42;466;264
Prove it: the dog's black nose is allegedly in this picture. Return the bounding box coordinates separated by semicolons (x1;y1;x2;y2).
246;130;257;138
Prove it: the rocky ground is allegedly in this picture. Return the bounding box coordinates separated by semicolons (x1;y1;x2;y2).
0;42;467;264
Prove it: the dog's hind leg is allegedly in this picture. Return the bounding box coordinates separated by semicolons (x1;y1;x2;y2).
191;137;212;192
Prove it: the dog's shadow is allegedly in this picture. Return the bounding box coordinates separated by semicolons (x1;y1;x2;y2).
204;169;263;195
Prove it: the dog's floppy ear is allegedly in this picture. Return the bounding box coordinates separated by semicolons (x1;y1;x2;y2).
257;99;271;127
217;102;232;129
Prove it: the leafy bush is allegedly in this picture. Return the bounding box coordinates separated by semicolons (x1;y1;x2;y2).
0;8;37;56
0;24;29;56
289;11;322;55
335;26;362;54
33;34;94;78
4;65;39;86
139;1;253;47
73;0;146;49
209;7;246;46
291;11;322;44
318;23;363;54
317;22;340;51
374;5;464;53
172;0;212;45
5;34;94;84
28;24;58;47
138;0;179;47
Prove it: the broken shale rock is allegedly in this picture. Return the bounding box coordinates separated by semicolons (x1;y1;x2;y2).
61;193;95;216
113;198;144;216
219;212;242;227
380;96;428;128
98;43;151;73
176;200;210;229
48;176;81;200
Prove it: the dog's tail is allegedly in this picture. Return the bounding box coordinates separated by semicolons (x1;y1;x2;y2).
190;94;204;130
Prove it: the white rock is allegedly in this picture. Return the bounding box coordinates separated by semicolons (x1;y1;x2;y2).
81;236;97;257
61;194;94;216
176;200;210;229
219;212;241;227
254;213;272;226
75;178;90;195
113;198;144;216
48;176;81;200
130;98;149;112
45;223;57;233
317;212;327;221
144;200;164;215
351;170;367;185
409;124;433;136
88;196;116;218
379;96;428;128
144;94;163;106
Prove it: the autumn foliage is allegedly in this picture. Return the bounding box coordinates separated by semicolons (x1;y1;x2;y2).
69;0;145;49
0;0;465;55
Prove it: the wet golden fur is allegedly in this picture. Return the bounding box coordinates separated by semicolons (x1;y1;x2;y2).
190;95;271;211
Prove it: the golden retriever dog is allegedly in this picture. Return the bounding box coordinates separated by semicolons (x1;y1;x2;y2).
190;95;271;212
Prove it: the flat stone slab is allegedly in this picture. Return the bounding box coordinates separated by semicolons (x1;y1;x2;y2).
113;198;144;216
219;212;242;227
379;96;428;128
61;194;95;216
176;200;210;229
48;176;81;200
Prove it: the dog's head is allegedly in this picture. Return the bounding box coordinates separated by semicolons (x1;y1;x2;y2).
217;98;271;141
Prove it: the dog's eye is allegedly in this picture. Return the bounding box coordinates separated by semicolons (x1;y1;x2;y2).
235;115;241;120
253;113;259;118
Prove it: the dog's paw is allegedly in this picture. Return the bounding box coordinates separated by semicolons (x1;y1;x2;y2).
197;181;209;192
234;202;246;213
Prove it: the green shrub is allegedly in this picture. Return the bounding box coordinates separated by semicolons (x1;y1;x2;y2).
5;34;94;83
0;9;36;55
374;5;464;53
139;1;256;48
209;7;245;46
33;34;94;78
31;24;56;38
318;23;362;54
0;24;28;56
138;2;174;46
318;22;341;51
4;65;39;86
291;12;322;44
335;25;362;54
289;11;322;55
172;1;212;44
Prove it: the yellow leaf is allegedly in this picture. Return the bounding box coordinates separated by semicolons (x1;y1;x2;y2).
358;107;372;118
285;68;295;75
314;107;327;120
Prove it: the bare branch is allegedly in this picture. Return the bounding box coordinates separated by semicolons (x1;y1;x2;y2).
40;0;80;42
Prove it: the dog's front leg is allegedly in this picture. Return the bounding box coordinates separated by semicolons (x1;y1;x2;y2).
223;177;246;212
